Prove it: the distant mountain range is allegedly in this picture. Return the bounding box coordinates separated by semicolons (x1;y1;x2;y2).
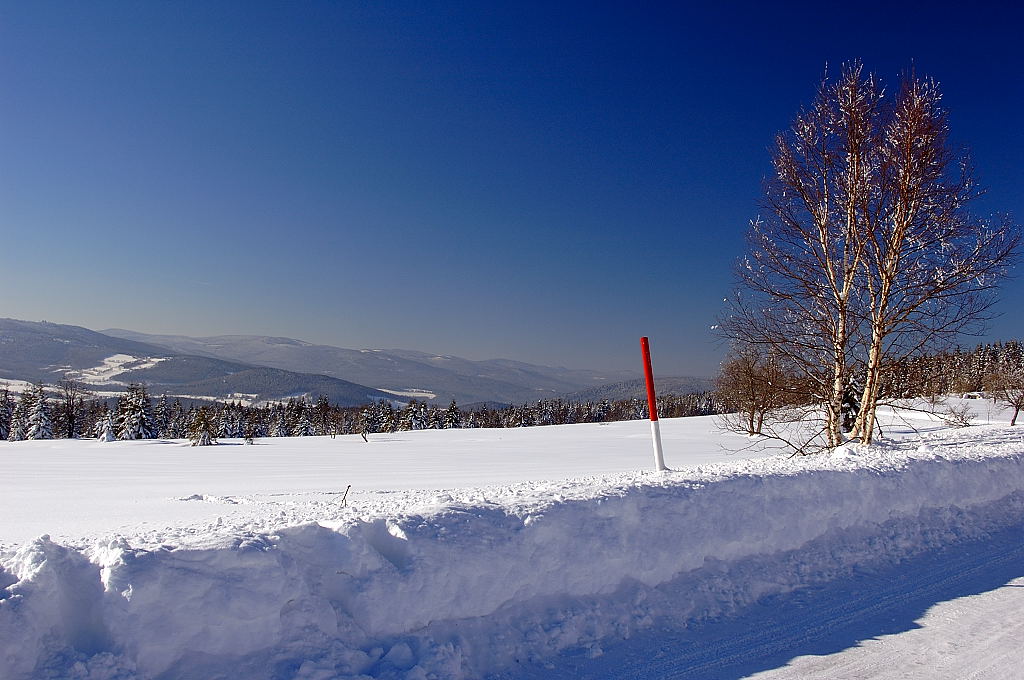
0;319;391;406
0;318;711;406
101;329;644;404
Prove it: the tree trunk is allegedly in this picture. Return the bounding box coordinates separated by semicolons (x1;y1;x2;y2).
827;342;847;448
853;329;885;444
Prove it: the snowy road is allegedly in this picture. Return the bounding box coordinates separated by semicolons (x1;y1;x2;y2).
503;524;1024;679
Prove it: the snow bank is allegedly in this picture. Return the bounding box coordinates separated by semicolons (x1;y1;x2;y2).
2;426;1023;680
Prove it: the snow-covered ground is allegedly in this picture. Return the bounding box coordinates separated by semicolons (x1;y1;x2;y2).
1;403;1022;679
0;416;767;548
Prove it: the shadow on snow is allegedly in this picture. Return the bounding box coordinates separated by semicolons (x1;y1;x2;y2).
497;523;1024;680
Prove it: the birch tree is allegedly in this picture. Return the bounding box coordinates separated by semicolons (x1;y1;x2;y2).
849;75;1019;442
722;63;881;449
722;62;1019;450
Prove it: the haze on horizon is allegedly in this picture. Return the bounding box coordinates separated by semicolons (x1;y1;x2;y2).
2;2;1022;376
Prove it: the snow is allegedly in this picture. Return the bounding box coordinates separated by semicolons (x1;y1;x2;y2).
0;378;123;400
377;388;438;400
751;572;1024;679
62;354;168;386
0;379;34;395
0;417;764;547
1;407;1022;679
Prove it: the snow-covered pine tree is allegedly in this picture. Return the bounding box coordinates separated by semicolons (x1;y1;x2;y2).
8;389;35;441
25;383;53;440
218;408;236;439
117;384;156;440
292;411;315;437
189;407;217;446
312;395;331;436
7;404;26;441
426;404;442;429
374;400;397;433
531;400;550;426
245;409;267;438
166;400;186;438
271;409;290;437
92;406;106;438
443;400;462;429
96;412;116;442
0;387;11;440
358;408;375;436
153;394;169;438
398;400;421;431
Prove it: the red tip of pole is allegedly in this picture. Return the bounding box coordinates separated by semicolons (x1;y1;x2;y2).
640;337;659;421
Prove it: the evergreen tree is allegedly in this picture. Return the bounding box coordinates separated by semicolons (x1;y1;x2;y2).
358;407;375;436
373;400;397;433
8;389;34;441
292;411;316;437
399;400;424;431
189;407;217;446
271;409;290;437
443;400;462;429
313;395;332;436
25;383;53;440
95;411;116;442
153;394;170;437
117;384;156;440
218;406;241;438
167;400;187;438
0;387;11;441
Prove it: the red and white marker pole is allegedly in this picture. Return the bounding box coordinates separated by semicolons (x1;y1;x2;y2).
640;336;667;472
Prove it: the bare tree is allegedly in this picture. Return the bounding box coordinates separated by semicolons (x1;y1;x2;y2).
849;74;1019;442
722;62;1019;451
716;347;793;436
57;378;92;439
987;365;1024;426
721;63;881;449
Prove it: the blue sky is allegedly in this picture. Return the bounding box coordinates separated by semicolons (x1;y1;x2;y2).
2;2;1022;375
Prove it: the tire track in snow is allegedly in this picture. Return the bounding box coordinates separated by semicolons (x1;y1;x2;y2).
509;527;1024;680
651;540;1024;679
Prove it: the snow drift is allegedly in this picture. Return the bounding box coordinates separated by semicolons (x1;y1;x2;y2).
1;426;1023;680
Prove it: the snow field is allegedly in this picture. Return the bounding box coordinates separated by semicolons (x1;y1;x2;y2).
1;414;1023;679
0;416;767;547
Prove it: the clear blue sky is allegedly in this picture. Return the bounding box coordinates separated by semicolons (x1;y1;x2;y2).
2;1;1022;376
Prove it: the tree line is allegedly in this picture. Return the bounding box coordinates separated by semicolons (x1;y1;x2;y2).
0;380;723;446
717;340;1024;439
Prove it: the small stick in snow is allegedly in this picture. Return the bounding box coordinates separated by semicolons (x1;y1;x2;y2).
340;484;351;507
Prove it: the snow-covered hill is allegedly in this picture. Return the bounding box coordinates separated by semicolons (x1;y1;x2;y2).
1;407;1022;679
